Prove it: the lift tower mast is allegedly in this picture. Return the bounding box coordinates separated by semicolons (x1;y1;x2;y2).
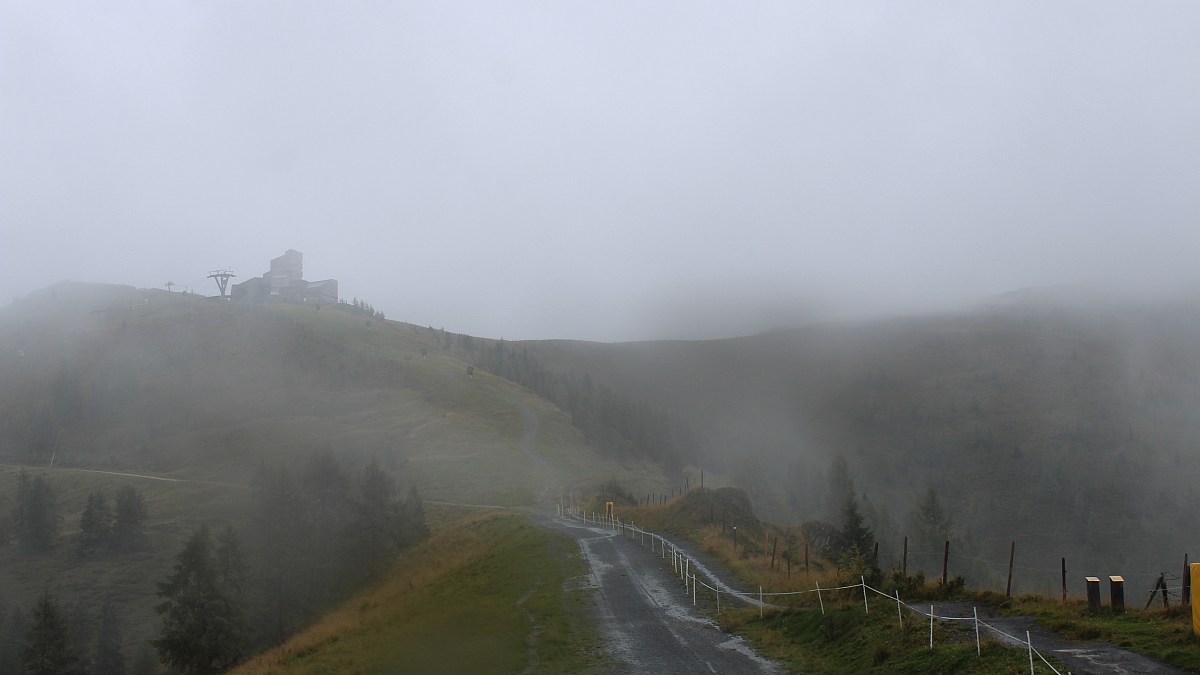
208;269;236;299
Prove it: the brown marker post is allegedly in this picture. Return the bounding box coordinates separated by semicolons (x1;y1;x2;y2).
1006;541;1015;597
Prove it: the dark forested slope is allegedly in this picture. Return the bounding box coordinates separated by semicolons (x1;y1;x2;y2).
518;289;1200;592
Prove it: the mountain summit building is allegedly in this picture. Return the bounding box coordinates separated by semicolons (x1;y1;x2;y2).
231;250;338;304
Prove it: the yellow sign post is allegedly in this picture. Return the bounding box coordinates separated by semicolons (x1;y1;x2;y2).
1191;563;1200;637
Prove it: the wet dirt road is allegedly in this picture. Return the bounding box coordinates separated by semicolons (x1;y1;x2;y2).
535;512;781;674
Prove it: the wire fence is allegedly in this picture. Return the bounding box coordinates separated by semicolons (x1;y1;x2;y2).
561;505;1069;675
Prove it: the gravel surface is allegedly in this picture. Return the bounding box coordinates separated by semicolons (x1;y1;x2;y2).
536;512;781;674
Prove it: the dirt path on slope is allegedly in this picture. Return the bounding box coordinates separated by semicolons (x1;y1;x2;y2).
1;463;247;489
535;511;781;674
934;600;1185;674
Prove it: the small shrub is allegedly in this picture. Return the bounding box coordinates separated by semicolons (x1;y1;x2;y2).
872;642;890;665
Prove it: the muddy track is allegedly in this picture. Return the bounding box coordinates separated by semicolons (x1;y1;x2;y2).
534;512;781;674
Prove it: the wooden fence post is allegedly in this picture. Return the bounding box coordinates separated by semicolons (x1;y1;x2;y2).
1146;575;1165;610
942;540;950;586
1006;541;1015;597
1061;558;1067;603
902;536;908;578
1185;554;1191;607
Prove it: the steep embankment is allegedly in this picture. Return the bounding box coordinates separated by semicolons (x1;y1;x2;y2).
519;289;1200;592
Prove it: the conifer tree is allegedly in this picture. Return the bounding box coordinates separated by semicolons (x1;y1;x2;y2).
840;493;875;555
22;591;77;675
78;491;112;553
94;599;126;675
15;475;59;552
112;486;147;551
909;486;953;551
153;525;246;674
0;606;25;674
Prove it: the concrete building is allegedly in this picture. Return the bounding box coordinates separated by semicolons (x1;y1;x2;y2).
232;250;338;304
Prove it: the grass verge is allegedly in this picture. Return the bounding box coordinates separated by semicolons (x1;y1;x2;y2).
723;604;1044;674
230;512;605;675
973;591;1200;671
602;489;1070;672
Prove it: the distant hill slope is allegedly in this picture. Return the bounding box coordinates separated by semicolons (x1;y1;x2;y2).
0;282;667;504
0;282;673;665
517;290;1200;592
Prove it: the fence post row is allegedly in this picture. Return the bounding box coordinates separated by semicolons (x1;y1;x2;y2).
569;503;1104;668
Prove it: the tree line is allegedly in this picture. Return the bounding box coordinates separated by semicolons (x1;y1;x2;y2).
150;453;429;673
479;340;687;468
0;591;132;675
0;473;149;674
0;453;427;674
0;472;147;555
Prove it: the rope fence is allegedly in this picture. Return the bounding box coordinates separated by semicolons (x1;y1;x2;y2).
560;504;1069;674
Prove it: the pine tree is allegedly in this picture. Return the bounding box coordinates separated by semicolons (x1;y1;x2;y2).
15;474;59;552
215;526;249;597
22;591;77;675
153;525;246;674
112;486;147;551
0;606;26;674
66;598;92;675
78;491;112;553
840;493;875;555
909;486;952;552
399;485;430;547
94;599;126;675
215;525;250;647
353;458;399;577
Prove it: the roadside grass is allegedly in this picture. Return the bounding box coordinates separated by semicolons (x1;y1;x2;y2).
606;488;1071;673
610;488;843;595
722;604;1044;674
970;590;1200;671
230;512;605;675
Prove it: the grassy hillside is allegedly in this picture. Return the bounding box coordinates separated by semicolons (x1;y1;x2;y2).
519;289;1200;594
0;283;672;670
230;512;605;674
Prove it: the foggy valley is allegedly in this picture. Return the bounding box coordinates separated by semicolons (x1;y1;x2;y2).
3;2;1200;673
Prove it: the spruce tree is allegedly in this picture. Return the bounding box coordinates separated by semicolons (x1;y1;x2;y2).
112;486;147;551
354;458;399;577
15;475;59;552
94;599;126;675
22;591;77;675
78;491;112;553
153;525;245;674
840;493;875;555
909;486;953;552
0;606;26;674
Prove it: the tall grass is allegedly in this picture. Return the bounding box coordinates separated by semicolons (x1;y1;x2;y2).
230;512;604;674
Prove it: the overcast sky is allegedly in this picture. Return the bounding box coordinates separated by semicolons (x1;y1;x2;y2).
2;2;1198;341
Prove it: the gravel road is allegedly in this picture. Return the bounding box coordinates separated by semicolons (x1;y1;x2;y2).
934;600;1186;674
535;512;781;674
